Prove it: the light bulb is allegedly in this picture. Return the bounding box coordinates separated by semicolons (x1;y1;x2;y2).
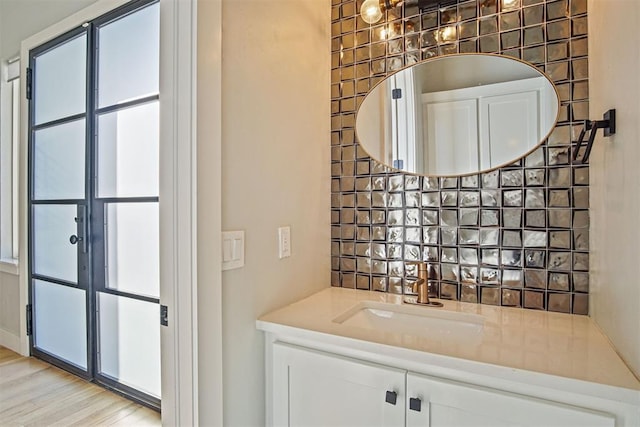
361;0;383;24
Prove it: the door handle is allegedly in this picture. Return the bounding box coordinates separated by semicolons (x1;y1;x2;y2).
409;397;422;412
74;205;88;253
385;390;397;405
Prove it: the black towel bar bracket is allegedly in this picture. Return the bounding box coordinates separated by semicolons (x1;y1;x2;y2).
572;109;616;164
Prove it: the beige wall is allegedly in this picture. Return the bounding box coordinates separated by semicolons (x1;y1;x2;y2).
196;0;223;424
0;272;19;334
220;0;331;424
588;0;640;377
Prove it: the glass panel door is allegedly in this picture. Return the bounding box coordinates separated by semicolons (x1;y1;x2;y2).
29;29;90;376
93;1;160;406
28;0;160;409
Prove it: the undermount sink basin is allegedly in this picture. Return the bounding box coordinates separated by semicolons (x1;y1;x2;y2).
332;301;484;341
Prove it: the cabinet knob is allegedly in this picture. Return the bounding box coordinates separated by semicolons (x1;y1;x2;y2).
409;397;422;412
385;390;397;405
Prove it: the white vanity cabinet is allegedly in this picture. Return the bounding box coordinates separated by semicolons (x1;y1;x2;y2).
270;342;623;427
272;342;406;426
259;289;640;427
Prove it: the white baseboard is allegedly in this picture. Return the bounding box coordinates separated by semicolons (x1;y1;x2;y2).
0;327;22;354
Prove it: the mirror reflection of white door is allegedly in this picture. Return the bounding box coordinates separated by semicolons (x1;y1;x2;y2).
479;91;538;168
423;77;552;175
388;68;424;172
424;99;479;175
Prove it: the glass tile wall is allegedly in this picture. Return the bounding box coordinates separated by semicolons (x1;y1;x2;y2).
330;0;590;314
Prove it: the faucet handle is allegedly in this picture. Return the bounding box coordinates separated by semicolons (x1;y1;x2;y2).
411;277;426;294
404;262;444;307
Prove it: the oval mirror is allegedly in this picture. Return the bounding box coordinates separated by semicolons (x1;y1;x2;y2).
355;54;559;176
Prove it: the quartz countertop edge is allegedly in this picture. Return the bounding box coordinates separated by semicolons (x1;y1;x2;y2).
257;287;640;404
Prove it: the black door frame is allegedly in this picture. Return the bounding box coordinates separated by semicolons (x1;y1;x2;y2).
27;0;161;410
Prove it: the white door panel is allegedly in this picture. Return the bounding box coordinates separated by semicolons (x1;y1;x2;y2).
424;100;479;175
422;77;548;173
480;91;539;168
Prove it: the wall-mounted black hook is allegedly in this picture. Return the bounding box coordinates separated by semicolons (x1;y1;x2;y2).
572;109;616;164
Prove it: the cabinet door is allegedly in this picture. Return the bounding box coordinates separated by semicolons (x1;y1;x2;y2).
272;342;406;427
406;373;615;427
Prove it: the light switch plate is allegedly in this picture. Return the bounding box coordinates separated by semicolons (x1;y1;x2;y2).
278;226;291;259
222;230;245;270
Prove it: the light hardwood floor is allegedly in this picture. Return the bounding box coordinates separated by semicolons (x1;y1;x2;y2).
0;346;161;426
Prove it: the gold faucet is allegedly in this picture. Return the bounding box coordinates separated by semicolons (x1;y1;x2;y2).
408;262;443;307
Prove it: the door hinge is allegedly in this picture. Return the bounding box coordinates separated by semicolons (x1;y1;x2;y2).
26;67;33;100
391;88;402;99
160;305;168;326
26;304;33;336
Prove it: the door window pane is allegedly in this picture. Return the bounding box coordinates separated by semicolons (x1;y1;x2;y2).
33;204;78;283
34;119;86;200
97;102;158;198
105;202;159;298
34;280;87;369
34;34;86;125
98;292;160;397
97;3;159;107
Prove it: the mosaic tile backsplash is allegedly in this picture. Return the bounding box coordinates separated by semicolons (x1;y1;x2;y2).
330;0;590;314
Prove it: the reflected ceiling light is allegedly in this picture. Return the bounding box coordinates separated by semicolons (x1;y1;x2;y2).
438;25;456;43
360;0;455;25
361;0;384;24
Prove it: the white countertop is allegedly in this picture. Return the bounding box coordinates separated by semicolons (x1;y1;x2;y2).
257;287;640;394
